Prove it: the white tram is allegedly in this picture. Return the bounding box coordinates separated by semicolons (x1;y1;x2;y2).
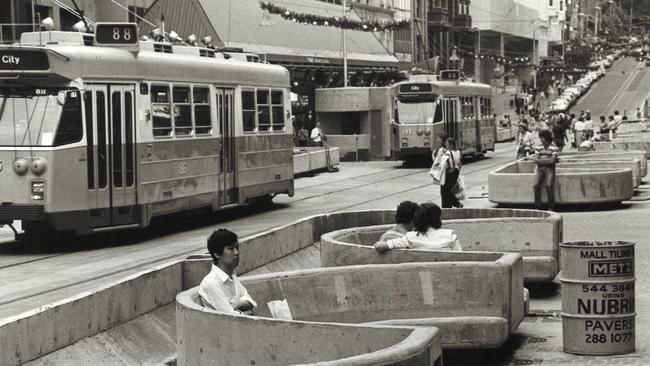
0;24;294;238
392;71;496;161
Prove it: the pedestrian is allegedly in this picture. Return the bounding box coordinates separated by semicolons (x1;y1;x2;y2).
552;117;567;152
374;202;462;252
527;129;559;211
599;115;610;135
517;123;534;159
439;138;463;209
296;125;309;147
199;229;257;314
584;113;594;140
574;117;586;147
310;122;325;147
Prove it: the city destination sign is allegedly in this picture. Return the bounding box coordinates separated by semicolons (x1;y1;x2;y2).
0;50;49;70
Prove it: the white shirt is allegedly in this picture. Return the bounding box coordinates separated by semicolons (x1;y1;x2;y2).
583;119;594;131
310;127;322;142
574;120;586;131
438;150;461;186
198;265;257;313
385;228;462;251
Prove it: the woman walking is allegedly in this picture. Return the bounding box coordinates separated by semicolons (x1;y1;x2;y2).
439;138;462;208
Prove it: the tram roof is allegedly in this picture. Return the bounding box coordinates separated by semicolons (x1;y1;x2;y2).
0;40;290;87
395;78;493;97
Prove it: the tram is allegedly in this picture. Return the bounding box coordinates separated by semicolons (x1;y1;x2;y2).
392;71;496;161
0;24;294;238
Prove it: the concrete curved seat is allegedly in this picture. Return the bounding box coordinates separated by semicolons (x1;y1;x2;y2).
176;289;443;366
594;139;650;158
560;150;647;176
320;210;560;283
488;161;634;206
557;159;641;187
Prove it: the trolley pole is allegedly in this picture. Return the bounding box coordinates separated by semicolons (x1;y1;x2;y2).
343;0;348;88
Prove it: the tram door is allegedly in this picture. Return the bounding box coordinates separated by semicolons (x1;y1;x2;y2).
216;88;237;206
85;85;137;227
441;98;459;139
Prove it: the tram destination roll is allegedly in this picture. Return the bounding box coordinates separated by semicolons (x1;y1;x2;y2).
560;241;635;355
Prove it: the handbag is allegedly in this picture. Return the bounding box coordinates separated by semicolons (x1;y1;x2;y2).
445;152;460;184
452;175;466;201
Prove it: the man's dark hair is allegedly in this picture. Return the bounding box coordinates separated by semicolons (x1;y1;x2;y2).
614;110;619;115
207;229;238;262
395;201;419;225
413;203;442;234
538;129;553;142
445;137;457;149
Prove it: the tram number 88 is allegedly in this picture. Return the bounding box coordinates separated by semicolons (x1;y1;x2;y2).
95;24;138;45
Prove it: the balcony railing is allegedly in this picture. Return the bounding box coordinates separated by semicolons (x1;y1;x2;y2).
428;7;450;27
452;14;472;30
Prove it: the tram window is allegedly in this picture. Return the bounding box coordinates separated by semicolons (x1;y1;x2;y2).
460;96;475;120
151;85;172;137
125;92;134;187
54;91;84;146
271;90;284;131
84;92;95;189
257;89;271;132
242;90;256;132
97;92;108;189
434;102;443;123
112;92;123;188
173;86;192;136
193;87;212;135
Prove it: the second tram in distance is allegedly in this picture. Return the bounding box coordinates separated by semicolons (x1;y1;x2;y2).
392;71;496;162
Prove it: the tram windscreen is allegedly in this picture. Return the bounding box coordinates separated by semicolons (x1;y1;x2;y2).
0;87;82;147
396;100;441;124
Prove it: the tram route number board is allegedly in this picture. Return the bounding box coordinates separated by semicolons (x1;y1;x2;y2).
95;23;139;45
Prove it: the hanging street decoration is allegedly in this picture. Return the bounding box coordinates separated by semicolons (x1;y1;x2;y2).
259;2;410;32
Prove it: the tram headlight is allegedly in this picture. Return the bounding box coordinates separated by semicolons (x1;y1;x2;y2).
424;129;432;136
31;181;45;201
401;137;408;147
13;158;29;175
30;158;47;176
416;129;424;136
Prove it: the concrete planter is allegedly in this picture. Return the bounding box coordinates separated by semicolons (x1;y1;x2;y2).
594;139;650;158
557;159;641;187
293;147;340;175
320;208;562;283
178;252;525;360
488;161;634;205
177;289;442;366
560;150;647;177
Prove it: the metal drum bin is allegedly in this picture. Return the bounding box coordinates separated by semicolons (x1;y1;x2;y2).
560;241;635;355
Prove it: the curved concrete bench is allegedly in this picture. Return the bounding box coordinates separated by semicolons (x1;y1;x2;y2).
560;150;647;176
321;214;559;283
557;159;641;187
488;161;634;206
177;289;443;366
180;256;524;353
594;139;650;158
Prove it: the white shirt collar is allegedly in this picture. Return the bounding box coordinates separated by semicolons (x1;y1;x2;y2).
211;264;236;283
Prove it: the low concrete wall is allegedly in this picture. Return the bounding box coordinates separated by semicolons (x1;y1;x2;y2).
176;290;442;366
616;121;650;134
557;160;641;187
594;139;650;158
0;261;183;366
321;213;560;283
326;134;371;161
560;150;647;176
293;147;340;175
488;161;635;205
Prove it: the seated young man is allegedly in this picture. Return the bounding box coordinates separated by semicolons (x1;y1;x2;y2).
527;129;559;211
378;200;419;242
199;229;257;315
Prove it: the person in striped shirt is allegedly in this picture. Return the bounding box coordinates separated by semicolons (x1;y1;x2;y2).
527;129;559;211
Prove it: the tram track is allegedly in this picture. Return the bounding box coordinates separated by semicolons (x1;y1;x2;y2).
0;143;517;312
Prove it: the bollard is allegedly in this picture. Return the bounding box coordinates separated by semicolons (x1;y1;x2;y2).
560;241;635;355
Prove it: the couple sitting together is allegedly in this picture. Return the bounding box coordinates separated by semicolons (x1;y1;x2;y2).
374;201;462;252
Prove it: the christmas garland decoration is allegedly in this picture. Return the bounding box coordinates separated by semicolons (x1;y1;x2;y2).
259;2;410;32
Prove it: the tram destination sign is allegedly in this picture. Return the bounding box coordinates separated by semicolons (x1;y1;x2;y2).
0;50;49;70
95;23;139;45
400;83;432;93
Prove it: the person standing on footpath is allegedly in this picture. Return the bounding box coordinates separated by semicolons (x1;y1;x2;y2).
517;123;534;159
551;116;567;152
310;122;325;147
439;138;463;209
